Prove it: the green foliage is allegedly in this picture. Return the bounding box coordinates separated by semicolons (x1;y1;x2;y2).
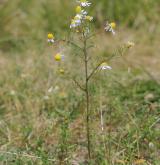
94;0;159;27
0;0;160;51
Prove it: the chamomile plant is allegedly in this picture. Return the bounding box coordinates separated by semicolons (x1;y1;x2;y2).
46;0;134;162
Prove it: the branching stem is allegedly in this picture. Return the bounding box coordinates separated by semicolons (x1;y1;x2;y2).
72;78;85;91
88;53;116;81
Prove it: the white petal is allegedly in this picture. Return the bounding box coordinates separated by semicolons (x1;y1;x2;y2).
101;66;112;70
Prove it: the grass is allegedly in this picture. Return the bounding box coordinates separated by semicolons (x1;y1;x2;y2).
0;0;160;51
0;28;160;164
0;0;160;164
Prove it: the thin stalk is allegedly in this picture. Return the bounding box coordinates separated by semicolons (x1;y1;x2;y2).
99;85;107;152
108;110;112;165
83;32;91;160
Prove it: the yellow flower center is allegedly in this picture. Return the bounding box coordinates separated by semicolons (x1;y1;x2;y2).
101;62;108;67
75;6;82;13
110;22;116;29
54;53;61;61
48;33;54;39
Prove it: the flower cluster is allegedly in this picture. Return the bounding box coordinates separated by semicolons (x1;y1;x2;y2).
70;1;93;29
47;1;119;76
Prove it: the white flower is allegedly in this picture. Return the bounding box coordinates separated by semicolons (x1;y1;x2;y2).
77;0;91;7
47;33;55;43
102;66;112;70
104;22;116;35
100;62;112;70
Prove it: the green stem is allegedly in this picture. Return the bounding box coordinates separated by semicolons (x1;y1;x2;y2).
83;33;91;160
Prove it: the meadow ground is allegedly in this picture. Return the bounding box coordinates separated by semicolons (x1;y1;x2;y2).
0;28;160;164
0;0;160;164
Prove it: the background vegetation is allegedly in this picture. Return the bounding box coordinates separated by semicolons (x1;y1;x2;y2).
0;0;160;164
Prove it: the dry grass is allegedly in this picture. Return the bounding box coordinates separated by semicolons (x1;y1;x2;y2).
0;27;160;164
